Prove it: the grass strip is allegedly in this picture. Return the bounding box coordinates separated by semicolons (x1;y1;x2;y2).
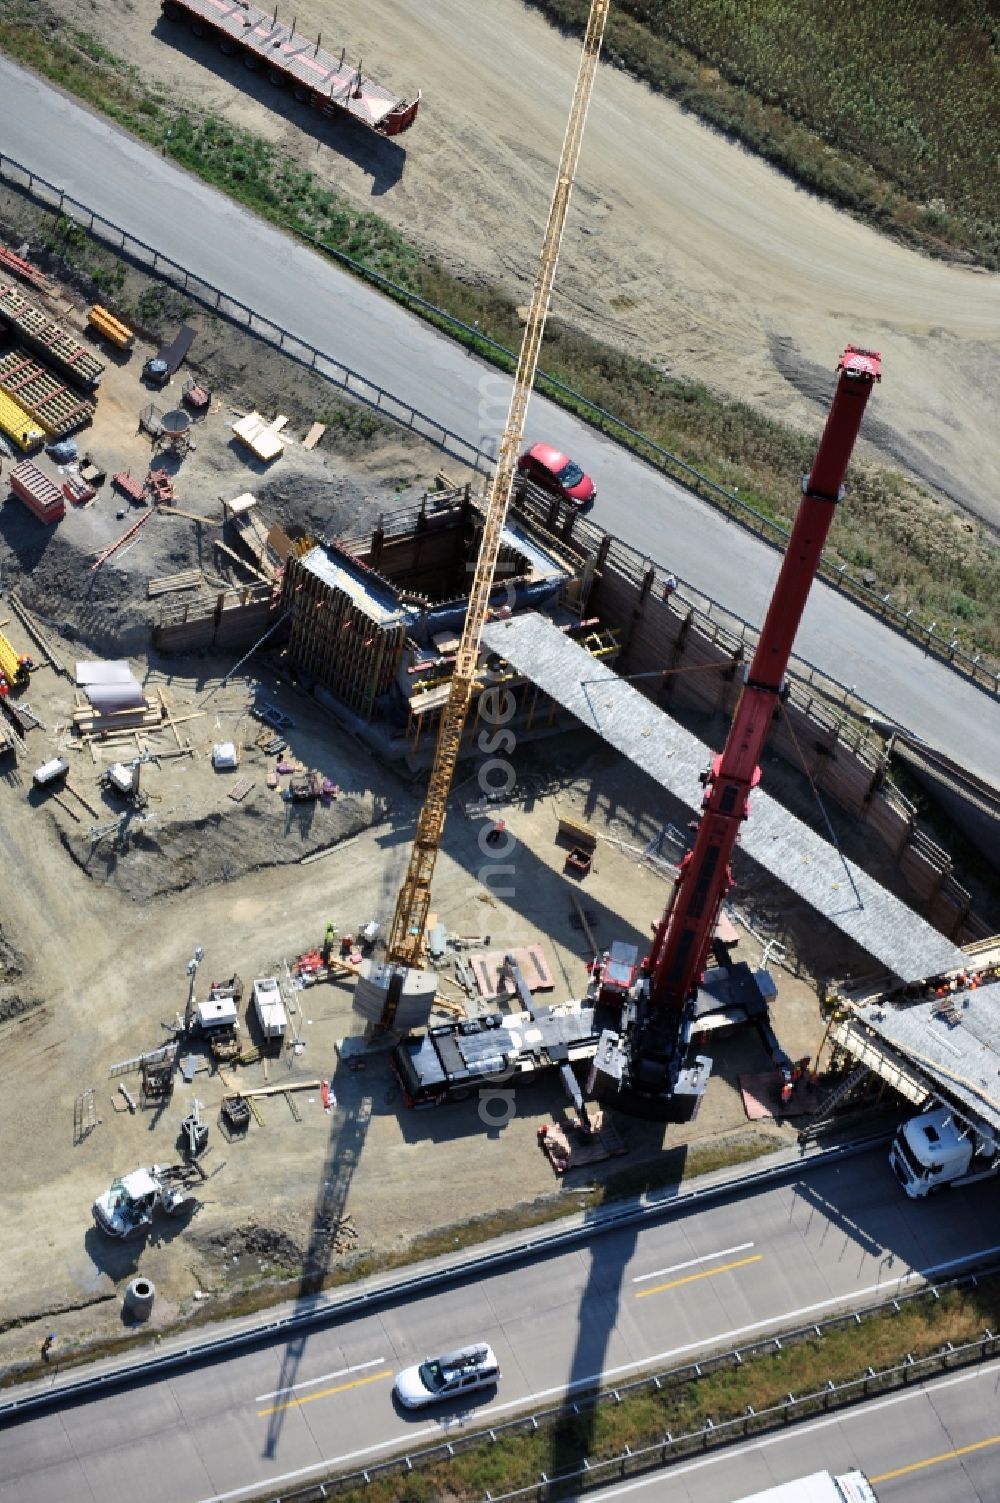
1;9;998;668
327;1273;1000;1502
0;1131;785;1386
527;0;1000;271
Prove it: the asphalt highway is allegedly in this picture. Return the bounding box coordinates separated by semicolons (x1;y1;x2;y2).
3;1148;1000;1503
1;55;998;784
575;1355;1000;1501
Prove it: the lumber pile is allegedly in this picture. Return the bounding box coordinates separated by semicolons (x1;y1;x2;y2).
72;699;163;738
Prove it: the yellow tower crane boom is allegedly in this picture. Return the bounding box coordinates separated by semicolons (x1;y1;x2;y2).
381;0;611;1005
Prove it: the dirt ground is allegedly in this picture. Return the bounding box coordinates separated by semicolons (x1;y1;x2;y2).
27;0;1000;526
0;246;990;1384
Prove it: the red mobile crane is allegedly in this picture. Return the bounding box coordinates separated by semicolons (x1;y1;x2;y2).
590;346;882;1121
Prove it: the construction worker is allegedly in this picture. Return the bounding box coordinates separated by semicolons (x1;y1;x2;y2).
485;818;506;847
322;921;337;966
41;1332;56;1362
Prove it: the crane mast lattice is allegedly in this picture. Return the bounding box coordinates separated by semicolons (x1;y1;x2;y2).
378;0;611;1022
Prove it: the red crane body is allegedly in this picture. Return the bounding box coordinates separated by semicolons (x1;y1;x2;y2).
591;346;881;1120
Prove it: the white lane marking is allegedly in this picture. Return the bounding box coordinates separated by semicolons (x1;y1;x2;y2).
562;1358;1000;1499
255;1356;386;1402
197;1241;1000;1503
631;1241;755;1282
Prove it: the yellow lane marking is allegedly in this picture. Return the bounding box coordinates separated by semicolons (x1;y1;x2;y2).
634;1253;763;1298
257;1367;393;1416
871;1431;1000;1483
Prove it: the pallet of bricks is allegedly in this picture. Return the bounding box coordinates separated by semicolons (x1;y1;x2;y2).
0;284;105;389
9;460;65;524
0;349;95;439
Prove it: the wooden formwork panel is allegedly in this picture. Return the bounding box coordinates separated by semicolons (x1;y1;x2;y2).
0;348;95;437
0;284;105;387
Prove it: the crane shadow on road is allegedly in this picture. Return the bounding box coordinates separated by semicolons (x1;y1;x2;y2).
544;1204;645;1489
260;1080;373;1459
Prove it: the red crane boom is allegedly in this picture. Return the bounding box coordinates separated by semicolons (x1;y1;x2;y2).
590;346;881;1120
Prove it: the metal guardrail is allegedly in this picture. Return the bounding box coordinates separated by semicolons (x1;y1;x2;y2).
262;1264;1000;1503
0;150;996;699
0;1134;891;1423
0;152;492;480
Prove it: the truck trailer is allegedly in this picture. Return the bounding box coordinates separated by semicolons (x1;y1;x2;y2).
393;1002;604;1107
160;1;420;136
733;1471;877;1502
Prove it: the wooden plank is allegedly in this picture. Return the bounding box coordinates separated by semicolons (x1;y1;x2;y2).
238;1080;322;1099
302;422;326;451
227;776;255;803
147;570;203;598
214;539;271;585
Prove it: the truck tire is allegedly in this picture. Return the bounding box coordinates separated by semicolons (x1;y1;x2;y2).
293;85;310;103
123;1277;155;1323
218;36;235;55
190;20;208;38
242;52;259;71
267;67;287;88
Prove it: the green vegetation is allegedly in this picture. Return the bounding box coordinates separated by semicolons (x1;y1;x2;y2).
529;0;1000;268
1;9;999;668
329;1276;1000;1501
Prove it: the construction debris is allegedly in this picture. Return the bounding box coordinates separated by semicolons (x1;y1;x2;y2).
538;1112;627;1174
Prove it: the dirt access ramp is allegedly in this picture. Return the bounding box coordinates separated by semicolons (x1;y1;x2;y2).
53;0;1000;524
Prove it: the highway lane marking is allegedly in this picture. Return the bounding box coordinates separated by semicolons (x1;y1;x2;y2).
556;1360;1000;1499
256;1367;392;1416
631;1241;755;1284
255;1356;387;1402
203;1352;1000;1503
634;1252;762;1297
871;1430;1000;1483
194;1240;1000;1501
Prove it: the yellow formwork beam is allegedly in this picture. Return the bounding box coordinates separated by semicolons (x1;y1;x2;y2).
0;389;44;450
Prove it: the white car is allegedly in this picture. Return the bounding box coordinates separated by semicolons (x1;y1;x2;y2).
393;1343;500;1408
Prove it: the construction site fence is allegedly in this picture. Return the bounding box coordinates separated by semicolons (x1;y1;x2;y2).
153;582;276;652
255;1264;1000;1503
0;148;996;701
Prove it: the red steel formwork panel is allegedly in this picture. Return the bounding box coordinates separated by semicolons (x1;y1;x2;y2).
161;0;420;134
10;460;66;524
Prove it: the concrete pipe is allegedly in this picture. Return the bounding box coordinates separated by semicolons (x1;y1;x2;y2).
123;1277;155;1323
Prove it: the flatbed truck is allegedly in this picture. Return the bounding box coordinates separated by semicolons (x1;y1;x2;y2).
160;0;420;136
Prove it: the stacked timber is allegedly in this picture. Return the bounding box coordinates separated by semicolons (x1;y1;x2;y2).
0;348;96;438
88;305;134;352
72;699;163;738
0;284;105;388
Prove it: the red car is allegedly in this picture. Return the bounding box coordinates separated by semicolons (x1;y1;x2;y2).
517;442;595;507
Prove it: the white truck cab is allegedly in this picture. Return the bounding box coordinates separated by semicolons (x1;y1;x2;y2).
890;1104;997;1198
